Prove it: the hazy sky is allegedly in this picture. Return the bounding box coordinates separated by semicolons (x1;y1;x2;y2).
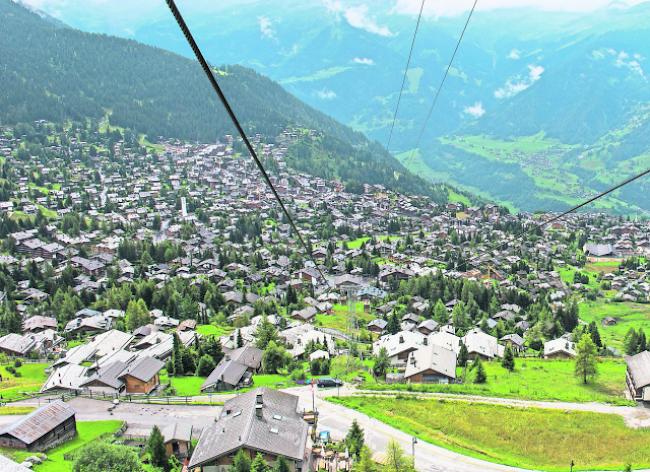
20;0;650;19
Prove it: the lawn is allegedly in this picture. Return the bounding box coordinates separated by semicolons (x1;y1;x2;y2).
35;421;123;472
0;421;122;472
363;358;631;405
557;266;600;289
315;302;373;334
579;300;650;351
331;396;650;471
196;323;232;337
0;363;49;401
164;372;293;396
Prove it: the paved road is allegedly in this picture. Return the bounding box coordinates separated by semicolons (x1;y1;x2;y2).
1;397;222;431
4;389;650;471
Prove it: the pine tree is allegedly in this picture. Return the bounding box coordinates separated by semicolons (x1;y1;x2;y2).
172;333;183;375
273;457;291;472
236;329;243;348
458;342;468;367
345;420;365;458
501;345;515;372
254;316;278;350
147;426;168;471
474;358;487;384
250;452;269;472
386;313;400;335
352;446;377;472
230;450;251;472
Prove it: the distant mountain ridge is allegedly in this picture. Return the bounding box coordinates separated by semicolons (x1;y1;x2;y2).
0;0;457;203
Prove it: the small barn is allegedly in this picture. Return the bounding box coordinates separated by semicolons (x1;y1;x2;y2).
0;401;76;451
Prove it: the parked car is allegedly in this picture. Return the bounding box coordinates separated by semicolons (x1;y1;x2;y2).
317;378;343;388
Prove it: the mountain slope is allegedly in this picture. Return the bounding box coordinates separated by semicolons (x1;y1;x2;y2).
0;0;456;203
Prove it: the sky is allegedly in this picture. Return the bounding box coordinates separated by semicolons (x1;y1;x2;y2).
16;0;650;39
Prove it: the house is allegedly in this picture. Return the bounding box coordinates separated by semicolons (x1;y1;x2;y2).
118;356;164;394
22;315;58;333
404;343;457;384
200;358;252;392
366;319;387;334
544;337;576;359
583;243;614;257
417;319;439;335
500;334;525;353
161;423;193;460
0;401;76;451
188;388;309;471
462;328;504;360
290;306;317;322
625;350;650;402
372;331;426;367
0;333;36;357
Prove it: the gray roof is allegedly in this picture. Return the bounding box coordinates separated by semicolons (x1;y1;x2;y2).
161;423;192;443
0;333;36;356
201;359;248;390
227;345;263;370
189;388;308;468
404;343;457;380
80;360;128;390
626;351;650;389
0;401;75;445
0;454;31;472
119;356;164;382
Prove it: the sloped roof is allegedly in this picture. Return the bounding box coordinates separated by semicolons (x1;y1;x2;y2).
0;454;31;471
201;359;248;390
626;351;650;389
189;388;308;468
0;401;75;445
0;333;35;355
119;356;164;382
404;343;457;380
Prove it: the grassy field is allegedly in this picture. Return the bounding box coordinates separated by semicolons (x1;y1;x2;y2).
557;266;600;289
164;372;293;396
0;421;122;472
331;396;650;471
0;363;49;401
0;406;35;415
315;302;373;334
364;358;631;405
579;300;650;351
196;323;232;337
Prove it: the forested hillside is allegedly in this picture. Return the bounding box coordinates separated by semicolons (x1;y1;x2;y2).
0;0;454;203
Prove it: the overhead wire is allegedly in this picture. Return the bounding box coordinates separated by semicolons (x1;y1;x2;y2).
411;0;478;155
164;0;330;288
385;0;427;152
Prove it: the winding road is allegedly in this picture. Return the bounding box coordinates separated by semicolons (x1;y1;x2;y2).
4;387;650;471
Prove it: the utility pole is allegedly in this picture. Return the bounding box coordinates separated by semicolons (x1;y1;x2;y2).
412;436;418;467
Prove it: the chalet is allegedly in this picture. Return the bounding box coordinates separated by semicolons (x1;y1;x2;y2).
118;356;164;394
201;358;252;392
625;351;650;402
23;315;57;333
404;343;457;384
366;319;387;334
373;331;426;367
188;389;309;471
544;337;576;359
462;328;504;360
0;401;76;451
500;333;525;353
162;423;193;460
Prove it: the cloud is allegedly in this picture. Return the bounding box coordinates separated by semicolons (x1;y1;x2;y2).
323;1;394;36
316;88;337;100
392;0;650;17
592;47;646;79
464;102;486;118
494;64;545;99
258;16;275;39
508;49;521;60
344;5;394;36
352;57;375;65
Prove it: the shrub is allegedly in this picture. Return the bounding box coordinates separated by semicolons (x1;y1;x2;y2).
14;359;22;368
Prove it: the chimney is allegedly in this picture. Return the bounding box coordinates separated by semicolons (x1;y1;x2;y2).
255;393;263;419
